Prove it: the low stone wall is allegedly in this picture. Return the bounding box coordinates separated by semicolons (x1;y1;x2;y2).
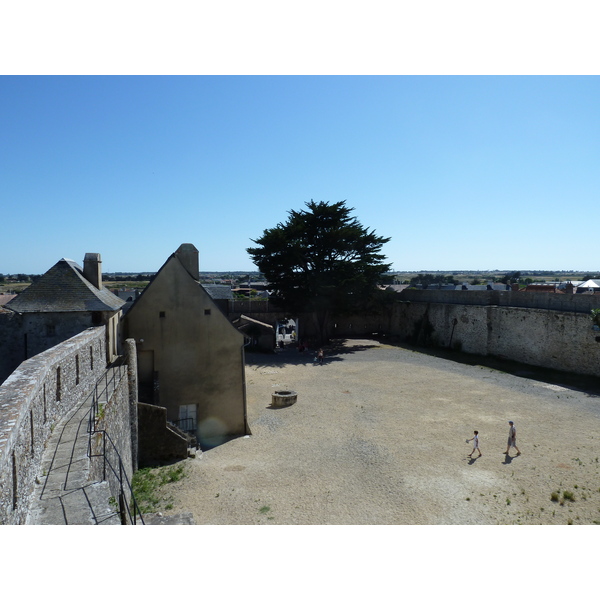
0;327;106;524
137;402;188;467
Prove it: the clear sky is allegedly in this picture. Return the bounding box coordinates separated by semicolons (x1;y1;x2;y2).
1;75;599;276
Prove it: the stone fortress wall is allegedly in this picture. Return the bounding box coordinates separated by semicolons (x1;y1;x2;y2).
392;300;600;377
0;327;135;525
0;327;106;523
238;290;600;378
1;289;599;524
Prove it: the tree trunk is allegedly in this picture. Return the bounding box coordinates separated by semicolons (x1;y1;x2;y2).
313;310;330;346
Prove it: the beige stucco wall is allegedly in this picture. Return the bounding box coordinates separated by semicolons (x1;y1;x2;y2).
123;255;248;447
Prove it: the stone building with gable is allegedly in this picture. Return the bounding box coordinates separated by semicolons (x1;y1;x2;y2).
1;253;125;384
123;243;249;449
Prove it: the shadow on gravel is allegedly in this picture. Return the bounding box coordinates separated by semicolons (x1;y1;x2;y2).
384;340;600;398
245;338;379;368
245;336;600;397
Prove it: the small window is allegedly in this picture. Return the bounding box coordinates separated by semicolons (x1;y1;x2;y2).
46;324;56;336
159;311;166;318
204;309;211;315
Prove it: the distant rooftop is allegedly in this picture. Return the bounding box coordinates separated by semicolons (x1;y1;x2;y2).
5;258;125;313
201;284;234;301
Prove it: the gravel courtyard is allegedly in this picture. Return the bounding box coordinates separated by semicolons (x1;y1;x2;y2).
165;340;600;525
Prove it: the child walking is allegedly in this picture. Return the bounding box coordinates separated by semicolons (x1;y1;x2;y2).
467;430;482;458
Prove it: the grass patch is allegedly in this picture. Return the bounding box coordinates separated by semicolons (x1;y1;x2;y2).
131;463;187;514
259;505;271;514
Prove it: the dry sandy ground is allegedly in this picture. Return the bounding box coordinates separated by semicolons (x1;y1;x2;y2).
163;340;600;525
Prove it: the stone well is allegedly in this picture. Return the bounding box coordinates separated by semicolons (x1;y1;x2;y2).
271;390;298;408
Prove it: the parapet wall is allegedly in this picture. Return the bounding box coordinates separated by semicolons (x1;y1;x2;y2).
398;289;600;313
0;327;106;524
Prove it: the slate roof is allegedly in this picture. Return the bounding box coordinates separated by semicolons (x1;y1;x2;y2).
5;258;126;313
201;284;234;301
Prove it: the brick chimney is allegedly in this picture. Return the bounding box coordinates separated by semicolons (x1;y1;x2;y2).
83;253;103;290
175;243;199;280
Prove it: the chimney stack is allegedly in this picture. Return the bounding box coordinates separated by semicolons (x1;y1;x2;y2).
83;253;103;290
175;243;200;280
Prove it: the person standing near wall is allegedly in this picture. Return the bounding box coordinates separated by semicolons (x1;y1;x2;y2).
505;420;521;456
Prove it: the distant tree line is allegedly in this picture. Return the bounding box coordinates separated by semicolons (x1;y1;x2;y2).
408;274;459;287
103;274;155;282
0;274;42;283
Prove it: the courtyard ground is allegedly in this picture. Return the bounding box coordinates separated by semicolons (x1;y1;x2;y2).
163;339;600;525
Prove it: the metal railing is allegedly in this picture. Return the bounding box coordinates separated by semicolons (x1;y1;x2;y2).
88;365;145;525
171;417;196;437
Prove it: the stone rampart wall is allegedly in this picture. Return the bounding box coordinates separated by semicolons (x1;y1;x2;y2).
239;290;600;377
393;301;600;376
0;327;106;524
399;289;600;313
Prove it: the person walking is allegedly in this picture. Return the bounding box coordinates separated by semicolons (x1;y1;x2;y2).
467;430;482;458
317;348;324;365
505;420;521;456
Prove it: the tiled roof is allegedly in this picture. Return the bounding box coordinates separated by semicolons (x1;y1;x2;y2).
5;258;125;313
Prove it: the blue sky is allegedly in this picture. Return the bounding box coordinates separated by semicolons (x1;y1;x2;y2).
2;75;599;275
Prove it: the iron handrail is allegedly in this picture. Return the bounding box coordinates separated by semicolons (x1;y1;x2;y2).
170;417;196;436
87;364;145;525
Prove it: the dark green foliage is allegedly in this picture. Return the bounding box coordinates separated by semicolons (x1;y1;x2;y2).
247;201;391;343
498;271;521;284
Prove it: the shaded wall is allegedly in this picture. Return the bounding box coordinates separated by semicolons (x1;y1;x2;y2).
239;290;600;378
137;403;188;467
0;310;24;384
124;256;249;447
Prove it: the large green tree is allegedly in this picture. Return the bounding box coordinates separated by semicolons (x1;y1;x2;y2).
247;200;392;344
